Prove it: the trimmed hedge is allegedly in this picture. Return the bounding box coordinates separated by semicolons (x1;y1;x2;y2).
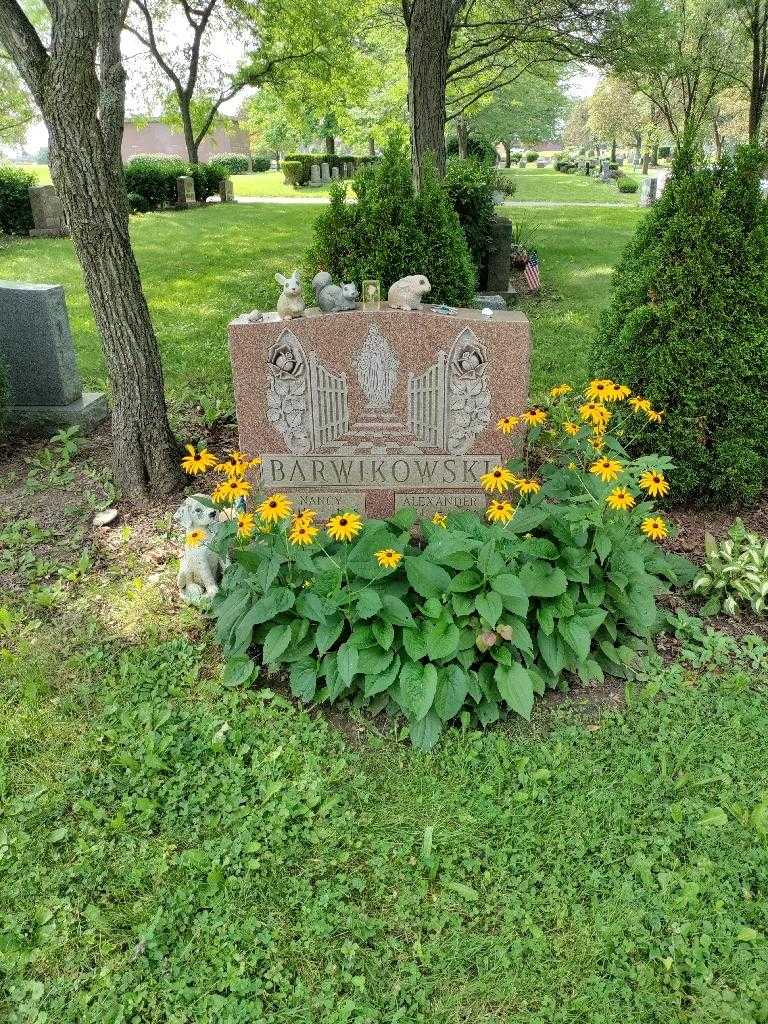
525;151;539;162
209;154;249;175
0;165;35;235
617;176;639;193
593;146;768;506
282;153;378;187
123;155;226;211
251;156;271;173
443;157;496;283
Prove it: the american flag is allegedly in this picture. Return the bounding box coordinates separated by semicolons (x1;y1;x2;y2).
524;249;541;292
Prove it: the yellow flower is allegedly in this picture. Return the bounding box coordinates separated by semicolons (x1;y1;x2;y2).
579;402;611;428
639;469;670;498
327;512;363;542
585;379;613;402
563;421;580;437
629;396;651;413
607;382;631;402
293;508;317;526
568;461;578;470
180;444;217;476
606;487;636;511
515;478;541;496
522;407;548;427
375;548;402;569
289;522;319;546
549;384;572;398
496;415;519;434
237;512;255;539
185;528;206;547
257;492;293;523
646;407;664;423
641;516;668;541
486;499;515;524
479;465;516;494
212;477;252;504
589;457;623;484
215;451;261;479
432;512;447;528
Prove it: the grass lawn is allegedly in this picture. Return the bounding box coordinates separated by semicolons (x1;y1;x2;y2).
501;166;640;206
2;620;767;1022
232;169;332;198
10;162;52;185
0;202;640;408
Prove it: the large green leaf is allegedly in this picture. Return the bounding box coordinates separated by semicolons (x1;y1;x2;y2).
262;623;292;665
478;540;505;576
295;591;328;623
557;617;592;663
398;660;437;721
519;561;568;598
434;665;469;721
475;591;502;627
289;661;317;701
336;642;359;685
356;645;394;674
490;574;529;616
380;593;415;627
347;527;398;579
402;624;427;660
450;569;484;593
363;654;401;697
409;710;442;751
372;619;395;651
424;616;460;661
356;589;383;619
494;663;534;721
315;614;344;655
404;557;452;599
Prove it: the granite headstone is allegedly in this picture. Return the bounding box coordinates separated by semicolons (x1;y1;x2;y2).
28;185;69;237
0;282;108;428
176;175;197;207
321;162;331;183
218;178;234;203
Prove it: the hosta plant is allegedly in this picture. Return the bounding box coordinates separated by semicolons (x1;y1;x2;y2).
183;378;691;749
692;519;768;616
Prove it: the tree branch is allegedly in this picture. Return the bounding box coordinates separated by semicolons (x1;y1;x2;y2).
98;0;128;165
0;0;48;101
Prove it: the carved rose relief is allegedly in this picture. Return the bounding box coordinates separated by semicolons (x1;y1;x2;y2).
267;330;312;454
447;329;491;455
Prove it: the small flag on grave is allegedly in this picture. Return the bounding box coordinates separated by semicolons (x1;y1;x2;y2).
524;249;541;292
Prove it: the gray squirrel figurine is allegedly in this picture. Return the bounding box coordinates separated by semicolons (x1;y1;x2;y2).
312;271;360;313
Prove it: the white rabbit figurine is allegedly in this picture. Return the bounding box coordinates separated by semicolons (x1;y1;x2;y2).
275;269;305;319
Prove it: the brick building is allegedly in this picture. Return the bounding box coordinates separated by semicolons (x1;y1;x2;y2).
121;118;249;162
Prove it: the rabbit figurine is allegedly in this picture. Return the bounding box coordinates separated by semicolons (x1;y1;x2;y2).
275;270;305;319
312;271;360;313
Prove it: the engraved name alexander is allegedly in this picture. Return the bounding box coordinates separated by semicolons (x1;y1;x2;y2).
262;454;502;489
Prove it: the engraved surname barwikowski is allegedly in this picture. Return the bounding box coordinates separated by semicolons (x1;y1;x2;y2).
261;453;502;489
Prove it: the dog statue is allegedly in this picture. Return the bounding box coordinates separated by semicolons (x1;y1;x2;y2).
173;495;224;604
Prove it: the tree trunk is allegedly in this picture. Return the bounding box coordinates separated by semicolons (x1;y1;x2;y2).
274;150;281;168
177;89;199;164
324;134;335;155
749;2;768;143
713;123;723;162
634;133;642;162
368;134;376;157
642;149;650;174
405;0;453;188
456;115;469;159
651;144;659;166
610;138;617;162
503;140;511;168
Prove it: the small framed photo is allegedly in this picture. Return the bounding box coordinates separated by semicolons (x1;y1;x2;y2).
362;279;381;311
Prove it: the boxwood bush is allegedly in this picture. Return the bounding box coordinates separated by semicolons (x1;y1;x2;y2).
187;380;689;750
593;145;768;505
443;157;497;282
0;165;35;235
305;137;475;305
526;151;539;162
617;176;639;193
209;154;249;175
123;155;225;210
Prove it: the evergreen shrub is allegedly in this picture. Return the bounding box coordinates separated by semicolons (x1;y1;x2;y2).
0;166;35;235
210;154;250;175
443;157;496;283
617;176;639;193
526;151;539;162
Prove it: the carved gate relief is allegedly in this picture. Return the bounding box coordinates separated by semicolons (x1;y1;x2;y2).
408;352;447;449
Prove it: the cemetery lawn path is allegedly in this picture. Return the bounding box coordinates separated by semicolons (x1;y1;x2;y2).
0;202;640;408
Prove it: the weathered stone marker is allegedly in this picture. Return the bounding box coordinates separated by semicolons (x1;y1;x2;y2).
309;163;322;186
0;282;108;429
486;215;513;295
320;162;331;183
229;305;530;518
28;185;69;237
176;175;197;208
218;178;234;203
639;176;658;207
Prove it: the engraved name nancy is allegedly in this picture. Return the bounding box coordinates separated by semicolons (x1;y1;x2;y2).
262;454;502;489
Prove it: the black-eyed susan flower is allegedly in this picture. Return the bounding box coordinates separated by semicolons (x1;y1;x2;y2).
215;451;261;478
496;415;519;434
237;512;255;539
645;407;664;423
212;477;252;504
589;457;623;484
432;512;447;528
606;487;635;511
515;478;541;496
563;421;580;437
257;492;293;523
185;528;206;547
289;521;319;546
486;499;515;524
629;395;651;413
479;465;516;494
607;382;631;401
181;444;218;475
641;516;668;541
522;407;548;427
327;512;362;542
639;469;670;498
375;548;402;569
549;384;572;398
579;401;611;429
585;379;613;401
293;508;317;526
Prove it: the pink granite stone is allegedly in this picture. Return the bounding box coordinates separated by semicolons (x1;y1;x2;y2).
229;304;531;519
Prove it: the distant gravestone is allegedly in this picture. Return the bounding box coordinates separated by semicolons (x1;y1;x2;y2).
309;163;322;186
320;162;331;183
176;175;197;208
229;305;531;519
536;158;547;168
486;215;512;295
219;178;234;203
331;166;340;180
28;185;69;237
0;282;108;429
639;176;658;206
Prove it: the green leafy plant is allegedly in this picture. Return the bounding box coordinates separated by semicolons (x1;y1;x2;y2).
0;165;35;235
198;378;689;750
692;519;768;616
617;176;639;193
209;153;250;175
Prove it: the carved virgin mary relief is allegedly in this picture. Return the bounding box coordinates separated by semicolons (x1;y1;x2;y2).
446;328;491;454
356;324;398;411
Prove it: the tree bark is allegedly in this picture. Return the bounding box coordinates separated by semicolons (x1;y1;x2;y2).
178;89;199;164
749;0;768;142
456;115;468;159
610;138;617;162
405;0;453;187
0;0;182;499
502;140;511;168
325;134;335;155
368;134;376;157
642;149;650;174
651;144;659;166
